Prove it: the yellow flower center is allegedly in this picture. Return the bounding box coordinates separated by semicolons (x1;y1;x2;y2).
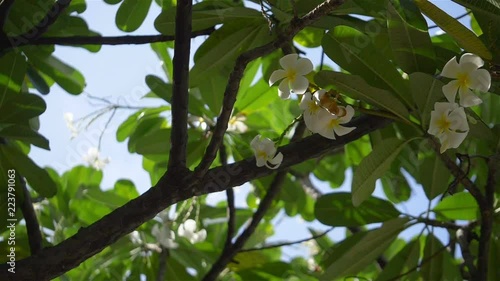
285;69;297;82
308;101;320;114
436;113;451;133
257;150;267;159
456;72;470;88
328;118;340;128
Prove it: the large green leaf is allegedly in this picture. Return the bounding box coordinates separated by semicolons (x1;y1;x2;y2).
409;72;445;130
150;42;174;81
0;93;46;124
0;125;50;150
386;0;436;74
322;26;411;106
415;0;492;60
352;137;416;206
44;15;101;52
116;0;153;32
0;144;57;198
432;192;479;220
135;128;171;155
315;71;409;121
26;65;50;95
419;155;451;200
315;192;400;227
0;52;27;96
25;51;85;95
321;217;408;280
421;234;461;281
145;75;172;103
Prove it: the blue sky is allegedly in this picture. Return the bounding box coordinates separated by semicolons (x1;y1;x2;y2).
28;0;469;259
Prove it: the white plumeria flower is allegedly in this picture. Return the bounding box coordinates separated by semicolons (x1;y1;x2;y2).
428;102;469;153
152;224;178;249
250;135;284;169
227;115;248;133
299;91;324;133
269;54;314;99
178;219;207;244
309;104;356;140
441;53;491;107
82;147;110;170
63;112;79;138
129;230;142;244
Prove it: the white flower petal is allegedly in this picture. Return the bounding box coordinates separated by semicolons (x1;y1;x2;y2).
291;76;309;95
183;219;197;232
278;79;291;99
333;125;356;136
441;56;460;78
269;69;287;86
442;81;460;103
299;92;313;110
458;87;482;107
196;229;207;242
339;105;355;123
459;53;484;68
296;57;314;75
469;69;491;92
279;54;299;69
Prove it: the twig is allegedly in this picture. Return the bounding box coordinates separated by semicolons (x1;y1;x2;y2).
19;177;43;255
156;248;169;281
456;228;478;278
12;28;214;47
168;0;192;169
415;217;463;230
239;227;334;252
220;145;236;251
194;0;346;179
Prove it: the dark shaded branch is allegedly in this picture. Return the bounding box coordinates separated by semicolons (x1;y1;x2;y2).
202;170;289;281
168;0;192;169
456;228;478;278
20;177;43;255
240;227;334;252
477;155;498;281
13;28;214;47
220;144;236;251
0;114;390;281
194;0;346;178
156;248;169;281
415;217;463;230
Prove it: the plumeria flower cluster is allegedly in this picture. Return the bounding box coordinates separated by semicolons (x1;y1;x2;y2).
151;217;206;250
82;147;110;170
250;54;357;169
429;53;491;153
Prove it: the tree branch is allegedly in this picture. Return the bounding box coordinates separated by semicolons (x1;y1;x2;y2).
193;0;346;178
10;28;214;47
0;114;390;281
477;155;498;281
220;144;236;251
202;170;289;281
156;248;169;281
239;227;334;253
168;0;192;169
19;177;43;255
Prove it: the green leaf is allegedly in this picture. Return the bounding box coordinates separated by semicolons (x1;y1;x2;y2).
116;0;153;32
409;72;445;130
44;15;101;52
375;239;421;281
113;179;139;200
83;189;129;208
421;234;461;281
0;144;57;198
26;65;50;95
135;128;171;155
25;52;85;95
155;5;261;35
145;75;172;102
0;52;27;96
0;93;46;124
419;155;451;200
432;192;479;220
315;71;409;121
315;192;400;227
386;0;436;74
414;0;492;60
381;166;412;203
294;27;324;48
321;217;408;280
322;26;411;106
150;42;174;81
352;137;416;206
0;125;50;150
